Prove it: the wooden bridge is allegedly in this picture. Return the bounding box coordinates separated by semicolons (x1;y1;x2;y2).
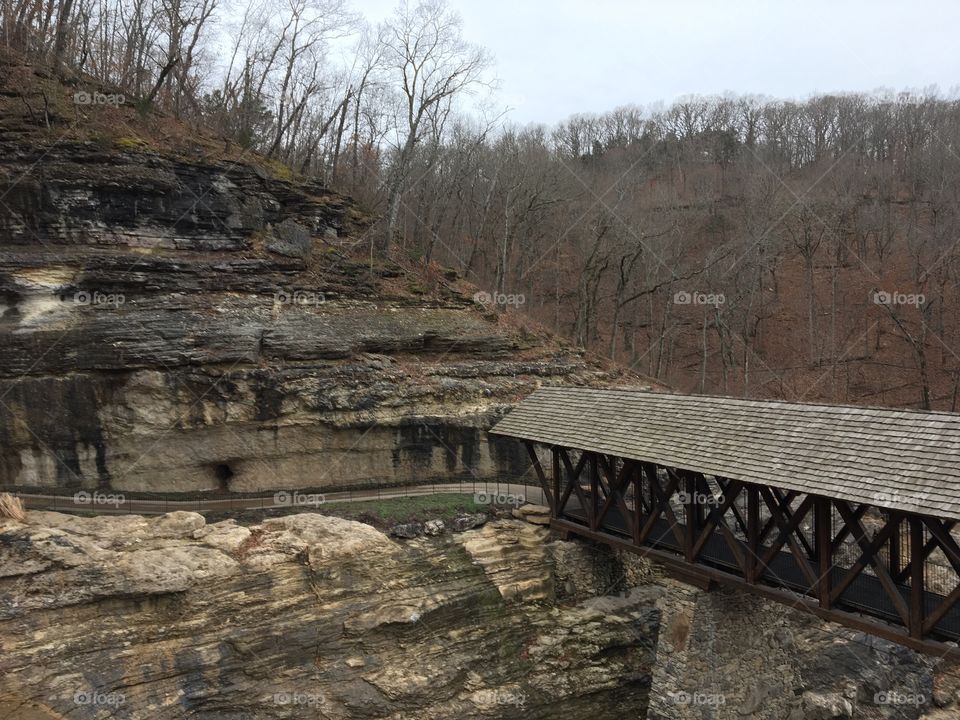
491;387;960;657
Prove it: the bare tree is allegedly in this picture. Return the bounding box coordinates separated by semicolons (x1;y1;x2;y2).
377;0;492;255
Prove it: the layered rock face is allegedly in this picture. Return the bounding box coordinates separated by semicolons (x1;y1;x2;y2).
0;510;659;719
0;59;634;493
3;508;957;720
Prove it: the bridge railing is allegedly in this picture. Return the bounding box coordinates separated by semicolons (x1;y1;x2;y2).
0;480;549;517
520;441;960;654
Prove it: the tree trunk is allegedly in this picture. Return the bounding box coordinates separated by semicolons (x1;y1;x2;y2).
52;0;74;72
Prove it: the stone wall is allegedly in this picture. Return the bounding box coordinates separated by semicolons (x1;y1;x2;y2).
646;576;958;720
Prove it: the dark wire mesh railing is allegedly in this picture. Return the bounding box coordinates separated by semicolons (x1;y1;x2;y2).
556;467;960;643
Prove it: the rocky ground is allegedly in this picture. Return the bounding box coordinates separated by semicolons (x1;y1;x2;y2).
0;509;658;719
2;507;959;720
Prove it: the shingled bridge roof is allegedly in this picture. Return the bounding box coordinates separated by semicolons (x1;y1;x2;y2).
490;386;960;520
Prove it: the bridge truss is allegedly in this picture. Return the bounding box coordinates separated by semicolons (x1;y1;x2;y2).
523;442;960;657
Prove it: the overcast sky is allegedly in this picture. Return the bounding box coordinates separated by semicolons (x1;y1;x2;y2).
356;0;960;125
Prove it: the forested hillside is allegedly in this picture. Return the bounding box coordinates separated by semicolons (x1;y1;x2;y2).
5;0;959;407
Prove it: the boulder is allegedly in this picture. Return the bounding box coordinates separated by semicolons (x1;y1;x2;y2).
451;513;488;532
390;522;423;539
512;504;552;526
423;519;445;536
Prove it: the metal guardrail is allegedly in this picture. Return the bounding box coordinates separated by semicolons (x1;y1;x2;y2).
1;481;549;516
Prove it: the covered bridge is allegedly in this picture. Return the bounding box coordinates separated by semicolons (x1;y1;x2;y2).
490;386;960;656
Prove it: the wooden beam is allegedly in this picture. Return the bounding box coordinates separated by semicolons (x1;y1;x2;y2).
922;517;960;576
759;490;798;545
831;503;869;553
684;471;697;563
690;479;746;574
558;449;590;525
910;517;924;639
595;455;635;538
815;496;832;609
716;476;750;537
828;503;900;602
551;447;561;519
632;461;643;545
639;465;684;547
757;489;818;590
589;453;599;531
524;442;554;511
746;485;759;584
918;517;960;636
833;500;909;626
771;488;815;558
923;583;960;636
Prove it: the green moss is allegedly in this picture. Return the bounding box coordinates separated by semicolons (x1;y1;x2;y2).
261;159;294;182
115;136;149;149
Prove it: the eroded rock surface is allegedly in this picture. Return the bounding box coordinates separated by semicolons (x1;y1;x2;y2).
0;511;658;719
3;509;959;719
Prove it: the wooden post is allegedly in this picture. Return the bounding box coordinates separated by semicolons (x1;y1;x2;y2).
589;453;599;530
910;517;924;639
648;464;657;517
746;485;759;584
815;496;832;608
684;471;697;562
632;462;642;545
889;512;902;577
551;447;561;519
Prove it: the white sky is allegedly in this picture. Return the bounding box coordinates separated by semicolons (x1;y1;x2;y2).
354;0;960;125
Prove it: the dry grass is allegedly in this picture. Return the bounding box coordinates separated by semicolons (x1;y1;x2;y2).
0;492;26;522
668;612;692;649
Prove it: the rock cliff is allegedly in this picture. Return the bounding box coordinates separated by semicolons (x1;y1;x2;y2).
0;54;645;494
